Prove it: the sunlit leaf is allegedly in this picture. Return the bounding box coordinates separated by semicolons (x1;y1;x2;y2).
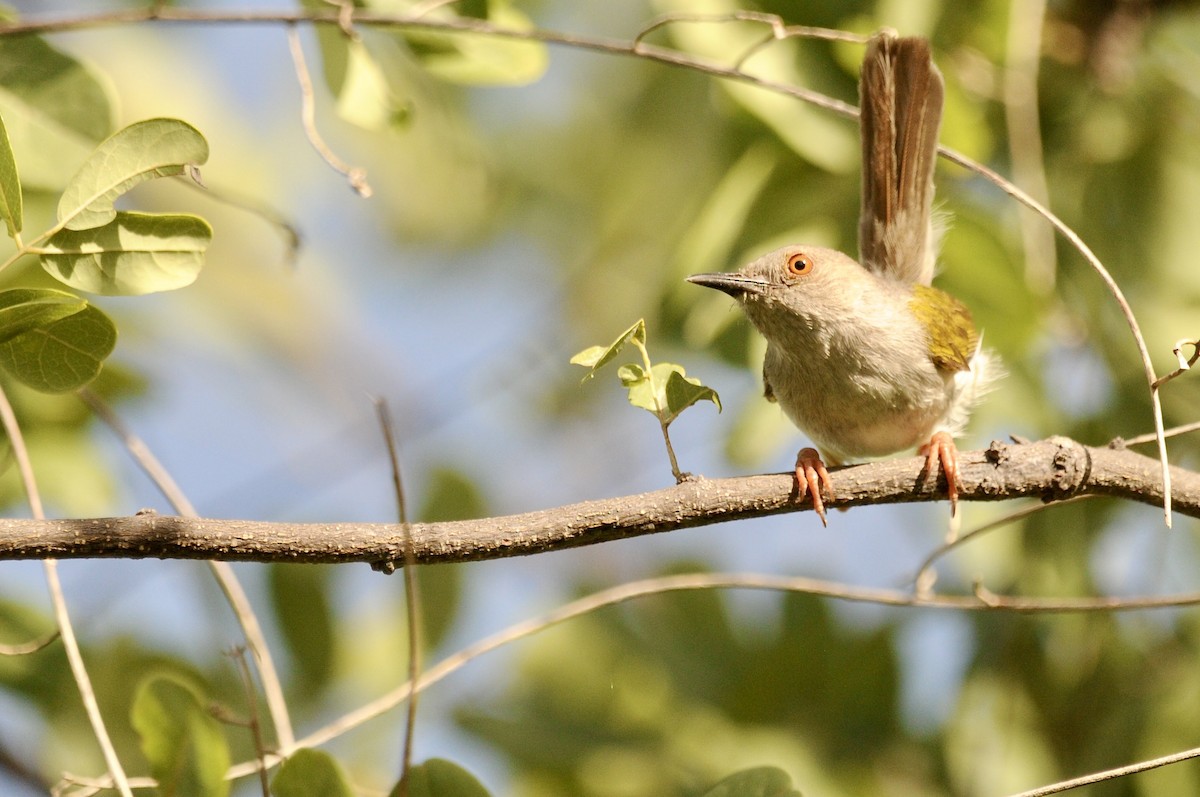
0;288;86;345
271;748;355;797
0;112;21;237
40;211;211;295
131;675;230;797
310;19;413;133
0;33;114;189
663;367;721;422
570;318;646;380
57;118;208;231
617;361;719;422
0;303;115;392
399;758;493;797
700;766;801;797
411;2;548;86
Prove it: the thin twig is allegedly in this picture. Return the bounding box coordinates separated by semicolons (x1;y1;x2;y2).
176;175;303;269
1151;338;1199;389
220;568;1200;780
1121;419;1200;447
912;496;1093;593
1005;743;1200;797
373;398;421;796
284;23;372;197
228;647;271;797
79;389;296;753
1003;0;1057;294
0;386;133;797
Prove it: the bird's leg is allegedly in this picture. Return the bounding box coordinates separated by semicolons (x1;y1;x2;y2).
919;431;960;515
795;447;834;527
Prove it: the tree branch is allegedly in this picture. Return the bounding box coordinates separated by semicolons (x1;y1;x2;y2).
0;438;1194;565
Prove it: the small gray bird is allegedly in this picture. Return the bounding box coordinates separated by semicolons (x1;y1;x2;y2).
688;34;998;524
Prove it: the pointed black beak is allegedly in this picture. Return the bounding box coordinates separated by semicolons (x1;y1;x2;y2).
686;273;769;298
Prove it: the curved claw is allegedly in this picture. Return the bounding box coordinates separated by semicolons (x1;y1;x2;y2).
919;431;961;516
795;447;834;527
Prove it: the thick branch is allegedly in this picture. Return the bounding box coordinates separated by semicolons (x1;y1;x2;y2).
0;438;1195;565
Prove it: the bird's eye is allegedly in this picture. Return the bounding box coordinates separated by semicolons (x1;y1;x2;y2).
786;252;814;276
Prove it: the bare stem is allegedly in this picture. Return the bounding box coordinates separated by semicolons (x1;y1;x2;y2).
0;385;132;797
79;389;296;753
373;397;421;796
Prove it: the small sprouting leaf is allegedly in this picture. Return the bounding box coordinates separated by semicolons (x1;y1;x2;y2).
0;288;86;345
618;362;720;422
0;113;22;237
271;748;355;797
57;118;209;231
617;362;657;414
131;675;230;797
663;367;722;422
570;318;646;381
0;303;116;392
398;758;493;797
700;766;802;797
40;211;211;295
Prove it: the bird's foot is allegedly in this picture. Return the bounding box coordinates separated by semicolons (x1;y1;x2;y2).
919;431;960;516
795;447;834;527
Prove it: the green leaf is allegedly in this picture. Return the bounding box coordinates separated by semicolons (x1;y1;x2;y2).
267;563;335;697
570;318;646;380
654;0;855;172
271;748;355;797
619;362;719;423
0;288;86;345
410;2;548;86
39;211;211;295
57;118;208;231
0;112;21;237
311;22;412;133
700;767;802;797
0;33;114;189
663;367;721;422
0;303;116;392
397;758;493;797
131;675;231;797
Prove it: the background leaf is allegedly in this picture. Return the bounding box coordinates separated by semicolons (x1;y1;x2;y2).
0;112;21;237
400;758;493;797
267;563;335;698
0;288;86;345
39;211;211;295
0;33;113;189
0;303;115;392
701;767;802;797
57;118;208;231
271;748;356;797
131;675;230;797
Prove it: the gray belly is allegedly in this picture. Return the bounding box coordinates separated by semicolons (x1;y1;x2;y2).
764;346;951;463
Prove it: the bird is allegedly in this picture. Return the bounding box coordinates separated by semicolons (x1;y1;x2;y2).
687;33;998;525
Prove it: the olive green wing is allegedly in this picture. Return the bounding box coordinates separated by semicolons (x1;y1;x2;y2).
909;284;978;372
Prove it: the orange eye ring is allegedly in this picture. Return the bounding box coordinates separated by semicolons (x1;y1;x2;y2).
786;251;814;276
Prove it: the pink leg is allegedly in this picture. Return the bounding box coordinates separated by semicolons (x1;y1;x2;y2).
795;447;834;527
919;431;960;516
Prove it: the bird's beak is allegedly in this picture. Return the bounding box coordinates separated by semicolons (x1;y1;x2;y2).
686;273;769;298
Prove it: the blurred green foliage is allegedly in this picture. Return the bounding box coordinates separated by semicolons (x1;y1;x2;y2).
2;1;1200;796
